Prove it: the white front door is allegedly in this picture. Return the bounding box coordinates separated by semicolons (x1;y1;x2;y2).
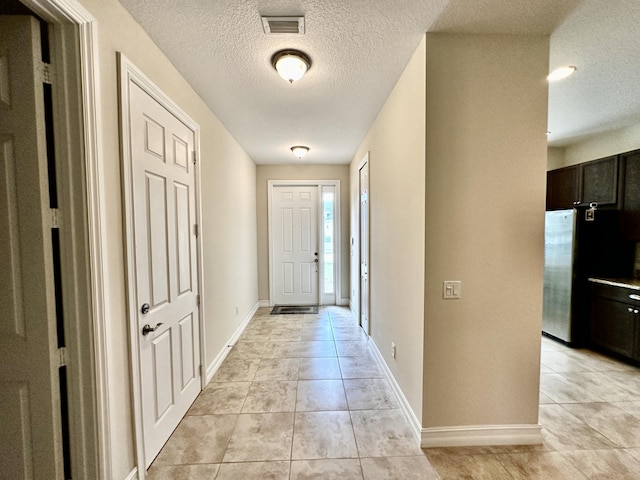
128;81;201;467
0;16;63;478
272;185;319;305
359;160;370;334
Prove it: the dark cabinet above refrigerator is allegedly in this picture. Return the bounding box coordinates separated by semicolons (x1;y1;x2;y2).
546;156;618;211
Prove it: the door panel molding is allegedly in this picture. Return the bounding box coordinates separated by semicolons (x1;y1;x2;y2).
118;53;205;474
267;180;341;306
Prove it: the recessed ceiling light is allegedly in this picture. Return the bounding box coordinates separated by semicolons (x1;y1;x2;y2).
272;50;311;83
547;66;577;82
291;146;309;158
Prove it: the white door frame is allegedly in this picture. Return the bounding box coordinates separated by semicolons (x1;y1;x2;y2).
18;1;105;478
358;153;370;334
268;180;341;307
118;53;206;474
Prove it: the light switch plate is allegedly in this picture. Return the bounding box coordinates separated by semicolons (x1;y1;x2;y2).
443;281;461;299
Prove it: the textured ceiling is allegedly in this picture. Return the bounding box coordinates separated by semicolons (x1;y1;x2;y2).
118;0;449;164
547;0;640;146
118;0;640;162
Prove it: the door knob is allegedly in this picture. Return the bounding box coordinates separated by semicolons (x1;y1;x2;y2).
141;303;150;314
142;323;163;335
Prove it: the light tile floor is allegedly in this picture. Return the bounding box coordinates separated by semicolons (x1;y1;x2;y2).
425;336;640;479
147;308;640;479
147;306;439;479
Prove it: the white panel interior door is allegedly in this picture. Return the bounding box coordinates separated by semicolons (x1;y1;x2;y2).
359;161;370;334
129;81;201;467
0;16;62;479
272;185;319;305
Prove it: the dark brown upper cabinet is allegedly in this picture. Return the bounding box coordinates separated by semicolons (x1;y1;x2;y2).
546;156;618;210
621;150;640;240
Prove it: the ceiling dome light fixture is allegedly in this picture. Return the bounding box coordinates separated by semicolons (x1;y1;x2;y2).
547;65;577;82
272;49;311;83
291;146;309;159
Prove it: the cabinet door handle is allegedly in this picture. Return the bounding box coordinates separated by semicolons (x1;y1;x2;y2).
629;294;640;301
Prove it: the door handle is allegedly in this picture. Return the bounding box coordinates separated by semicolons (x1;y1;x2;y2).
142;323;163;335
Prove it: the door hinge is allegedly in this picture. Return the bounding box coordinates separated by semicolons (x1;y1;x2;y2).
58;347;67;367
192;151;197;165
50;208;60;228
194;224;199;237
42;62;52;85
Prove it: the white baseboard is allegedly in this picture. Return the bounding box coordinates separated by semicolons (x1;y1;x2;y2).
338;298;350;306
205;301;259;384
349;301;358;319
125;467;138;480
421;424;543;448
258;299;270;307
367;339;422;443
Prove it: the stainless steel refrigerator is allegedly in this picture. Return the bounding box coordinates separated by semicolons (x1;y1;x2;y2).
542;208;632;345
542;209;576;343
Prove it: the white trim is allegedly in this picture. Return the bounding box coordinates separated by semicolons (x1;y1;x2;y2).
205;301;259;383
421;424;543;448
19;1;108;477
124;467;139;480
192;138;206;391
369;331;543;450
357;152;370;335
349;300;358;319
259;299;270;308
338;297;350;306
117;53;204;475
267;179;341;307
368;338;422;443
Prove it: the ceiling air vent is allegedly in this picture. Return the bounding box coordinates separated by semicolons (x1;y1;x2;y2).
261;16;305;35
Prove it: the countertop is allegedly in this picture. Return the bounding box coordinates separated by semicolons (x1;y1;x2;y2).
588;277;640;290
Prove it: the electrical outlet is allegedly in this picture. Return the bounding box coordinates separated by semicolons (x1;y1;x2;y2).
391;342;396;359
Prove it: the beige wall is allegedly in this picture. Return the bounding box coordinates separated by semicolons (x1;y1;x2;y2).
350;37;427;422
424;34;548;427
562;123;640;166
547;146;566;170
79;1;258;477
256;165;350;303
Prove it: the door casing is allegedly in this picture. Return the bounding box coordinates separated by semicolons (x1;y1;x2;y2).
13;1;104;478
268;180;341;306
359;154;370;334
